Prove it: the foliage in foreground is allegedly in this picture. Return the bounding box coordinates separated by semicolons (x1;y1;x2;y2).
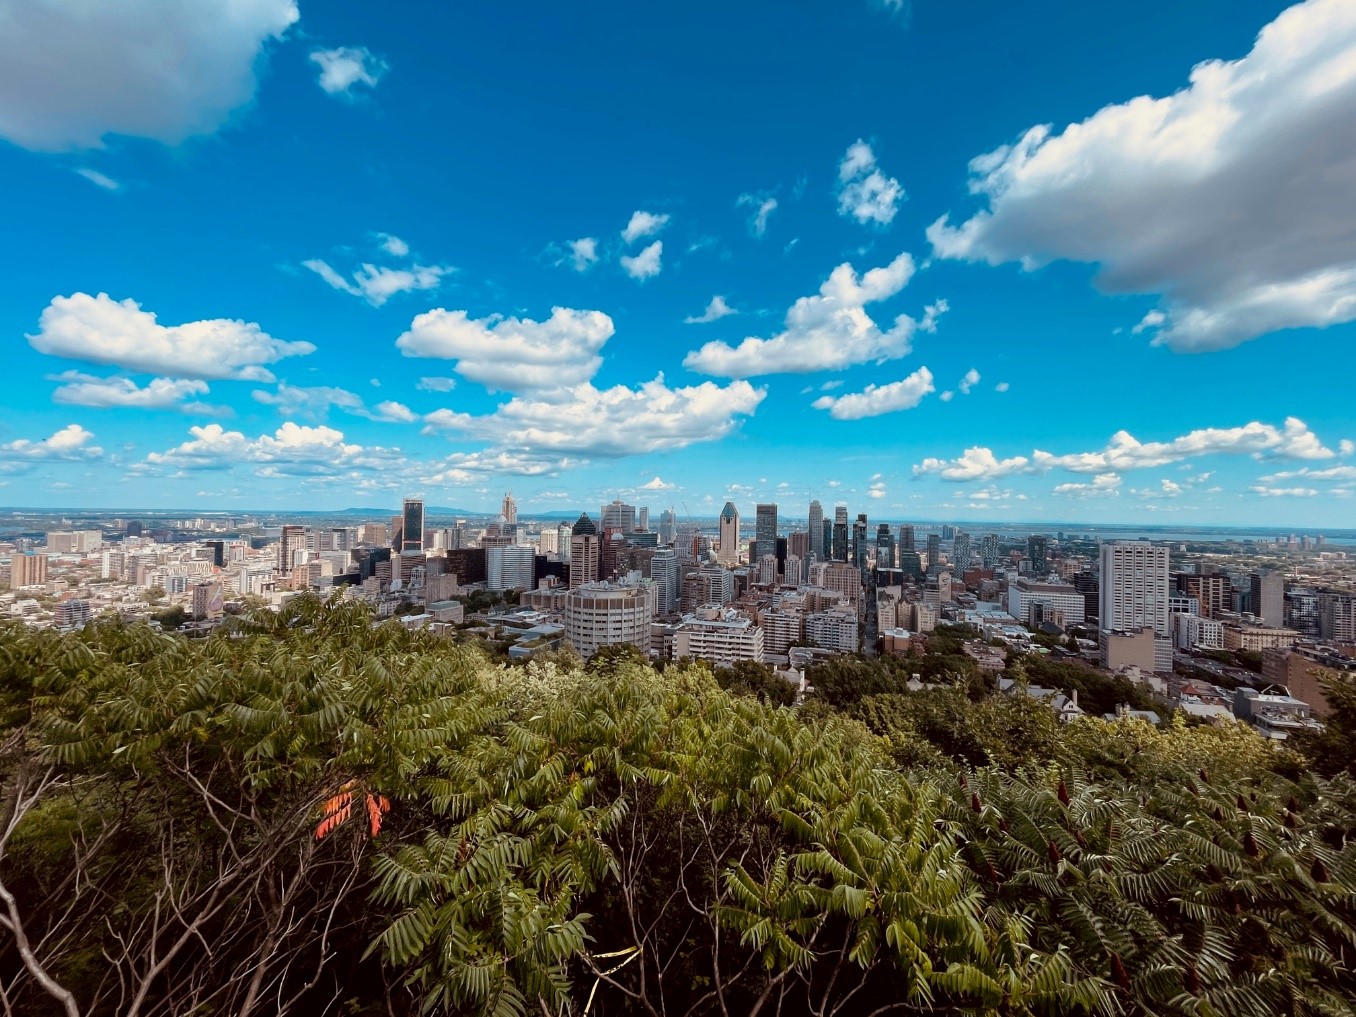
0;596;1352;1016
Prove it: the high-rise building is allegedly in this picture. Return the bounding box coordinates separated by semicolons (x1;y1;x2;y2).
9;553;48;589
874;523;894;570
278;525;306;577
1100;542;1171;672
402;498;425;553
717;501;740;565
1027;535;1049;576
953;532;972;574
205;540;226;568
941;525;956;541
852;514;868;571
898;524;915;553
926;534;940;570
191;582;224;620
564;582;654;658
832;505;849;562
601;500;637;533
501;492;517;525
1318;591;1356;644
808;500;825;561
980;534;1000;569
650;548;679;615
46;530;102;554
657;509;676;545
638;507;649;532
755;503;778;563
487;545;535;591
569;513;600;588
1249;570;1285;628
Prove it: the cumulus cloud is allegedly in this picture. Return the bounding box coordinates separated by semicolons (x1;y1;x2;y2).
737;193;778;236
683;253;945;376
621;211;670;244
641;476;676;490
812;367;935;419
146;422;401;475
303;259;448;307
927;0;1356;352
422;375;765;458
620;241;663;280
28;292;314;382
561;237;598;272
0;0;298;151
422;450;575;484
914;417;1339;481
252;383;415;423
49;372;213;412
1258;465;1356;482
1053;473;1123;498
396;305;613;392
309;46;388;96
685;295;736;324
0;424;102;461
958;368;981;394
836;140;904;225
375;233;409;257
868;481;887;500
416;376;457;393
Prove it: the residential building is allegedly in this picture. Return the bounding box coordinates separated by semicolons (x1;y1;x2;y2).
650;548;679;615
9;553;49;589
54;599;91;629
1319;591;1356;643
1100;542;1171;672
1173;613;1224;650
564;582;654;658
952;532;971;574
673;605;764;665
1250;571;1285;628
1221;621;1299;653
47;530;102;553
277;525;306;577
1261;644;1355;717
191;582;224;620
805;604;859;653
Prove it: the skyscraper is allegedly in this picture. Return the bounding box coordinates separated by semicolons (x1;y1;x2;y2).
875;523;894;569
569;513;599;588
807;500;824;561
402;498;425;553
1027;535;1048;576
755;503;778;563
650;548;679;614
953;532;972;574
980;533;999;569
1100;542;1171;671
657;509;676;544
898;524;915;552
500;492;517;525
832;505;849;562
601;500;637;533
638;506;649;532
926;533;940;570
1249;570;1285;628
717;501;740;565
852;514;868;571
278;525;306;577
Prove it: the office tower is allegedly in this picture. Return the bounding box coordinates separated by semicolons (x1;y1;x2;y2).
980;533;999;569
401;498;425;553
823;520;833;559
941;524;956;540
832;505;849;561
1250;571;1285;628
501;492;517;525
898;524;915;552
205;540;226;568
849;514;867;571
556;522;572;559
650;548;679;615
808;500;825;561
358;522;388;546
658;509;676;545
638;507;649;532
875;523;894;569
125;520;143;537
1027;535;1048;575
8;553;48;589
787;531;810;560
953;532;972;574
926;533;940;570
487;545;535;591
275;525;306;577
1100;542;1171;671
755;503;778;564
601;500;637;533
717;501;740;565
569;513;599;588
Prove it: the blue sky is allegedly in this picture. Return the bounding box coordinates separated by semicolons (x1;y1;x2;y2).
2;0;1355;525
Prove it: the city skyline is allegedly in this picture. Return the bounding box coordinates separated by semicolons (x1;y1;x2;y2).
3;1;1356;524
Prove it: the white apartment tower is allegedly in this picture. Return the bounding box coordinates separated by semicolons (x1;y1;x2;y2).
1100;542;1172;672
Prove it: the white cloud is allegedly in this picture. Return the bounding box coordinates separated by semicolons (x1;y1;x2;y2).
685;295;736;324
938;390;954;402
562;237;598;272
396;306;613;392
423;450;575;483
416;376;457;392
1341;439;1355;456
836;140;904;225
683;253;945;376
303;259;449;307
375;233;409;257
1131;309;1166;335
1053;473;1123;498
927;0;1356;352
868;482;887;500
0;424;102;461
737;193;778;236
914;417;1339;481
621;211;670;244
75;168;119;191
1258;465;1356;482
146;422;401;475
252;384;415;423
28;292;314;382
1130;478;1186;499
0;0;297;151
422;375;765;458
1250;485;1320;498
620;241;663;280
958;368;981;394
641;476;676;490
309;46;388;96
49;372;212;411
995;381;1010;392
812;367;935;419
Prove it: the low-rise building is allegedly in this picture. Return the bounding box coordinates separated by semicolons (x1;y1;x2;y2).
672;605;764;666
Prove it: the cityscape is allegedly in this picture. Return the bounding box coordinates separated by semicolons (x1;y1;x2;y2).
2;0;1355;1013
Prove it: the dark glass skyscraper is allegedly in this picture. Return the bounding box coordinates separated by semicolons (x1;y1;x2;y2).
875;523;894;569
832;505;848;562
852;513;868;571
1027;535;1048;575
402;498;425;553
754;503;778;562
